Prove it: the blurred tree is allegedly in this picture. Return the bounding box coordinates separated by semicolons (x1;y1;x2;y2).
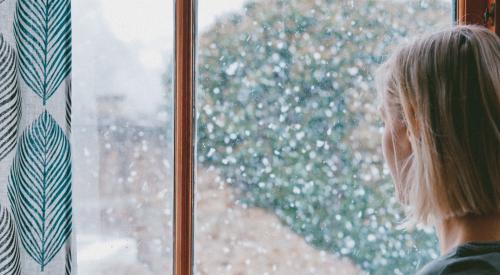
196;0;449;274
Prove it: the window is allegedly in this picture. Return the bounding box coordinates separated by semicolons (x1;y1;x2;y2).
70;0;500;274
195;0;451;274
73;0;174;274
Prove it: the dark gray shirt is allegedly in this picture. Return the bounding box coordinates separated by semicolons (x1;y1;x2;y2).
417;241;500;275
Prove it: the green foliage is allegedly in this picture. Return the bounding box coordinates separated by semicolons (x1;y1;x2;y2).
197;0;448;273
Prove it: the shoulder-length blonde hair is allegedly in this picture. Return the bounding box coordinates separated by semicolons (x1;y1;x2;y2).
377;25;500;225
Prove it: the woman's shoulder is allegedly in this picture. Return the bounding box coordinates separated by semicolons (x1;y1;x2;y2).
417;241;500;275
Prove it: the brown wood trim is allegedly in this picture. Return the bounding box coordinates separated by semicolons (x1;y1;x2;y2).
458;0;466;23
457;0;499;36
174;0;196;274
457;0;488;25
494;0;499;35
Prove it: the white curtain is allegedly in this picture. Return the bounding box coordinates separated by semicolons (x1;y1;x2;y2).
0;0;73;274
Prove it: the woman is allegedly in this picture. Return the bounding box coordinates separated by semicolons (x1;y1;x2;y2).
377;25;500;274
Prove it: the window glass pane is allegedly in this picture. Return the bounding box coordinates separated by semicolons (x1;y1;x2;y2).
195;0;450;274
73;1;173;274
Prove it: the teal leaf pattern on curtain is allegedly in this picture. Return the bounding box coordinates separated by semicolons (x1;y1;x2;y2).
8;111;72;271
14;0;71;105
64;242;70;275
0;205;21;275
64;80;71;134
0;35;21;161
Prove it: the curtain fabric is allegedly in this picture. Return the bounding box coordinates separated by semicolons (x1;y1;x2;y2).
0;0;73;274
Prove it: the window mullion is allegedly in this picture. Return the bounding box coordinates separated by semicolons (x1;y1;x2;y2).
174;0;196;274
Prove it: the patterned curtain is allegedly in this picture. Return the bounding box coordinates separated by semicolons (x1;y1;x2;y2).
0;0;73;274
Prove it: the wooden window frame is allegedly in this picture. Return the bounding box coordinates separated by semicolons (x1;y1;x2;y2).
457;0;499;35
172;1;497;275
174;0;196;275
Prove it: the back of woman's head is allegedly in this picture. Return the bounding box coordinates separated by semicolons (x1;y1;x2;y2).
377;25;500;225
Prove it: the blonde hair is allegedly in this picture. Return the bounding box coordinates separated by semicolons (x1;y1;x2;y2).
377;25;500;225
